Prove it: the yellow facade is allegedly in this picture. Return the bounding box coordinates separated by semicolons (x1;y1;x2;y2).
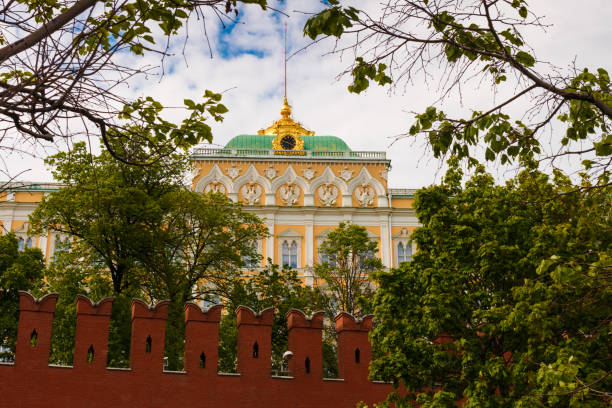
0;100;419;273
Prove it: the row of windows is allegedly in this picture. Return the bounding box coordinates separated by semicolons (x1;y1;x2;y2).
16;235;70;257
15;234;410;266
243;239;412;269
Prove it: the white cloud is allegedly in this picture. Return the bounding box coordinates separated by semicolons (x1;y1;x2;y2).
3;0;611;188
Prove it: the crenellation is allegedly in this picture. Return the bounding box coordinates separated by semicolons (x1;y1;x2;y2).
15;292;58;370
335;313;374;382
184;302;223;374
130;299;169;372
287;309;325;380
236;306;274;377
74;295;113;370
0;293;397;407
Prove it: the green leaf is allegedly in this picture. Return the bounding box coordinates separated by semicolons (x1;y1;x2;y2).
515;51;535;67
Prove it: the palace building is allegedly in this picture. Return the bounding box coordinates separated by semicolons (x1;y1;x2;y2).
192;96;418;282
0;97;419;280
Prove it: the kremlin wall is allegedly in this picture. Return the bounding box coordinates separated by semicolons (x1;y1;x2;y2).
0;292;396;407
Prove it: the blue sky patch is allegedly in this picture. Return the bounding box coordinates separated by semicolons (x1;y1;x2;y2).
217;5;284;60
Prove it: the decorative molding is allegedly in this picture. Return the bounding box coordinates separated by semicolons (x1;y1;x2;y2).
393;227;410;238
264;167;278;179
280;184;300;206
277;228;303;238
355;185;375;207
379;170;388;181
339;168;353;181
191;167;201;178
271;166;310;201
347;167;387;207
241;183;262;205
226;167;241;179
310;167;349;194
302;168;316;180
6;191;15;201
205;183;226;194
316;228;333;239
318;184;338;207
194;165;232;194
13;221;29;233
232;165;272;196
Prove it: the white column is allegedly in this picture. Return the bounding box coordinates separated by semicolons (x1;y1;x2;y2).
379;216;391;267
2;219;12;234
265;214;275;265
39;234;48;258
305;215;314;267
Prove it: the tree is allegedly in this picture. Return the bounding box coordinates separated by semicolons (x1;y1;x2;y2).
368;161;612;407
29;141;268;369
29;141;189;294
0;0;270;164
218;262;330;374
314;222;384;316
0;233;46;361
305;1;612;182
135;189;268;369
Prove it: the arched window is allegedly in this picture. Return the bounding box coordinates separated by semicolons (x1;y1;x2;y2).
52;235;61;261
319;248;329;264
282;241;290;266
404;243;412;261
17;237;24;251
26;237;33;248
397;241;412;264
289;241;298;268
398;242;405;262
281;240;298;268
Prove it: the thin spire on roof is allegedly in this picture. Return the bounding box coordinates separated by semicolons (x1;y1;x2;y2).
257;23;314;137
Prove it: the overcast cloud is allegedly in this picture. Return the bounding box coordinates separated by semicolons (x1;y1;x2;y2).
3;0;611;188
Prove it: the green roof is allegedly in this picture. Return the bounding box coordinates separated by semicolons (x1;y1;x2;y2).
225;135;351;152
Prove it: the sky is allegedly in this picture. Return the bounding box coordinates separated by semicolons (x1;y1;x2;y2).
3;0;611;188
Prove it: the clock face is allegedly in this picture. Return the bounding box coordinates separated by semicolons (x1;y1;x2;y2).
280;135;296;150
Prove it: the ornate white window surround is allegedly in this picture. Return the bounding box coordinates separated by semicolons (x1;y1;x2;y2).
13;222;32;251
277;228;302;269
232;165;272;205
393;228;415;266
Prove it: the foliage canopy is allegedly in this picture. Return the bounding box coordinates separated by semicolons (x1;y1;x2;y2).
314;222;383;316
369;162;612;407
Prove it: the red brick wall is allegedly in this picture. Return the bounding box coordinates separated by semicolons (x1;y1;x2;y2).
0;292;395;408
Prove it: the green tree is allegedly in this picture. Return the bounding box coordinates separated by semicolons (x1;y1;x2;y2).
218;262;329;374
369;162;612;407
136;190;268;370
0;233;46;361
29;141;268;369
314;222;384;316
305;1;612;181
29;141;189;295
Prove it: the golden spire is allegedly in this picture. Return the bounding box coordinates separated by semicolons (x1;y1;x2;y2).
284;22;287;103
258;23;314;138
